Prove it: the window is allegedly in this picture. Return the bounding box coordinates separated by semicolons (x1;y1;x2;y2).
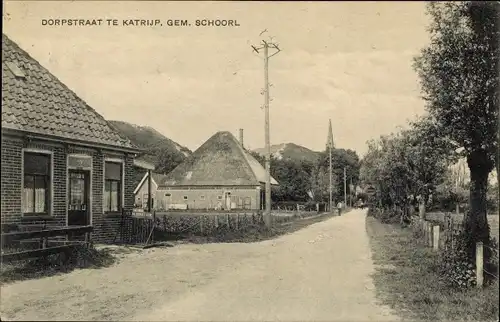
5;61;26;79
183;196;188;200
104;161;122;212
23;152;51;214
200;195;206;200
217;195;223;200
142;193;154;209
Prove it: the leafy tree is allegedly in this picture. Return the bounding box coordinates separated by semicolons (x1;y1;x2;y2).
434;166;470;212
248;150;314;202
316;148;360;204
359;117;452;220
270;158;312;202
248;150;265;165
434;158;470;213
413;1;499;259
154;147;186;175
309;163;338;203
404;116;456;217
248;148;360;204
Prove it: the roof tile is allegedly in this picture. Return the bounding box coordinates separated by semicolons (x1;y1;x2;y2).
1;34;137;150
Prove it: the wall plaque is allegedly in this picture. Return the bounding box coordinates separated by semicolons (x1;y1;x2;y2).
68;155;92;169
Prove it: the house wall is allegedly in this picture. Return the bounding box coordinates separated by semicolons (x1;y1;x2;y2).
134;175;158;209
1;134;136;243
155;186;261;210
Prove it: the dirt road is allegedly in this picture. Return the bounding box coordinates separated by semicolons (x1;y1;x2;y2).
134;209;399;321
1;209;399;321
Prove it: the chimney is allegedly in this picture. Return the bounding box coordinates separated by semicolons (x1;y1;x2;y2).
239;128;244;147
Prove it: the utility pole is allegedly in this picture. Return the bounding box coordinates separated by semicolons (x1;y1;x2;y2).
350;177;353;207
252;33;281;228
344;167;347;207
326;119;334;212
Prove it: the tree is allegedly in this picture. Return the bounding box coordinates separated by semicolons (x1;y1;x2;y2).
309;164;338;203
270;158;312;202
405;116;455;218
434;166;470;212
360;136;392;207
316;148;360;202
248;150;314;202
413;1;499;260
359;118;453;221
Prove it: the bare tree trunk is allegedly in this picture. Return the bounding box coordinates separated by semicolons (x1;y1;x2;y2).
464;149;492;262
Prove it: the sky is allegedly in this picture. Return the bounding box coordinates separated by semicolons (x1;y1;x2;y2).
3;1;431;157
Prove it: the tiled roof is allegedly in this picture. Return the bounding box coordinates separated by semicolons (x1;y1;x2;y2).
1;34;137;150
158;131;279;187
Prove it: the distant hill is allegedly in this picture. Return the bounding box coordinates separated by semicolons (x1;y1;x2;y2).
108;121;192;185
253;143;320;163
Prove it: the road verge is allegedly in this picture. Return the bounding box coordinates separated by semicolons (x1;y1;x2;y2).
365;215;499;321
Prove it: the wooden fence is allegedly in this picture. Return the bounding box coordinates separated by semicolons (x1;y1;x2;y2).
1;225;93;263
113;209;328;245
113;210;156;247
410;215;499;287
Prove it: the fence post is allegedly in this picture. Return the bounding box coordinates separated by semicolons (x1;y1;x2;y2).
428;224;433;247
433;225;440;251
226;214;230;228
423;222;429;246
476;242;484;288
200;216;204;235
236;213;239;230
423;222;427;244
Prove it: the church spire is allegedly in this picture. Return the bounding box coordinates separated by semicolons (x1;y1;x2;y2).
326;119;335;150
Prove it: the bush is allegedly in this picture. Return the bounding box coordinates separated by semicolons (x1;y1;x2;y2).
438;238;476;290
439;230;499;290
367;207;401;224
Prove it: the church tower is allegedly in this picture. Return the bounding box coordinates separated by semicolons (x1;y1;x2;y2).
326;119;335;150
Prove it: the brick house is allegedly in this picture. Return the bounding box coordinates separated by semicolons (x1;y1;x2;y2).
1;34;153;243
155;130;278;211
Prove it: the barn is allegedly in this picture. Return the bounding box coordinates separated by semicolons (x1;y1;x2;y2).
155;130;278;211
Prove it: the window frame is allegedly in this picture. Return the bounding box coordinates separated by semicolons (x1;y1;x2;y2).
21;149;54;217
142;192;155;209
103;158;125;213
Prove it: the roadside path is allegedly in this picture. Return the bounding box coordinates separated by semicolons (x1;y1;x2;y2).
134;209;399;321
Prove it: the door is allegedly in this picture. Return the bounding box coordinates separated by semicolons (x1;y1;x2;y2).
68;170;90;226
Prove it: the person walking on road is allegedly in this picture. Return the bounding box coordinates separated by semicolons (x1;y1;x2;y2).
337;201;342;216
